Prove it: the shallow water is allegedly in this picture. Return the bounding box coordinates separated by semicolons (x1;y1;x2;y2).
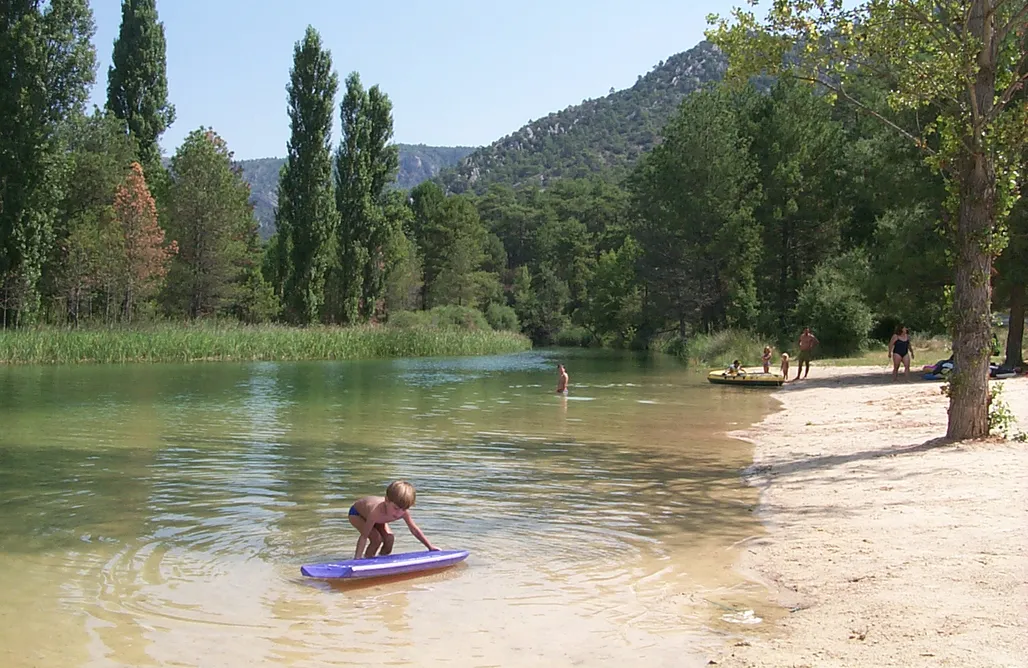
0;350;776;667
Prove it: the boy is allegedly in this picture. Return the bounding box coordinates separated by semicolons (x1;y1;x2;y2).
349;480;438;559
780;352;790;379
556;364;569;394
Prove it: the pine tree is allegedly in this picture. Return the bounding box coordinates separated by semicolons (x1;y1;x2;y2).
333;72;399;323
277;26;338;325
0;0;96;326
106;0;174;173
164;128;257;318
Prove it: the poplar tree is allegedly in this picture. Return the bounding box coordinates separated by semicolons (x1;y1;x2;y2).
277;26;338;325
106;0;174;172
0;0;96;326
333;72;399;323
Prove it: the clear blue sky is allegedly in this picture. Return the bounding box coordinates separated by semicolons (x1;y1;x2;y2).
87;0;738;160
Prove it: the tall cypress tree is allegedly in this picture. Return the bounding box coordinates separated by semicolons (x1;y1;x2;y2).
106;0;174;172
277;26;338;325
333;72;398;323
0;0;96;326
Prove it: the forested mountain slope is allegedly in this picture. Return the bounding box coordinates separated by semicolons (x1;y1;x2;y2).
437;41;730;193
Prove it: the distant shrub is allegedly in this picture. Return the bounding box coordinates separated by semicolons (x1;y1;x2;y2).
555;326;595;348
484;303;519;331
388;306;491;331
652;329;765;367
429;305;491;331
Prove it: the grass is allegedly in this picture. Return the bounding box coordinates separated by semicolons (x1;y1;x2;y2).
0;322;531;365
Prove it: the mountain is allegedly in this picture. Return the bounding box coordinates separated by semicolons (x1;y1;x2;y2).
437;41;729;194
238;144;476;238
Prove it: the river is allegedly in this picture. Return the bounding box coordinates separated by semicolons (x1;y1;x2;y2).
0;349;776;667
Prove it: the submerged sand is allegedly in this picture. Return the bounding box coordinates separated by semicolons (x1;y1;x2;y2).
714;366;1028;667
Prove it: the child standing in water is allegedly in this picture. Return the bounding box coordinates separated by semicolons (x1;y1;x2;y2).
762;346;773;373
556;364;569;394
349;481;439;559
780;352;790;379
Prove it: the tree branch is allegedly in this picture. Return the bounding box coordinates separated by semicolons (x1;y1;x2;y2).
997;1;1028;42
792;72;938;156
990;67;1028;120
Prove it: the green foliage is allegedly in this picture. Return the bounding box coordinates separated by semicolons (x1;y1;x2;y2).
793;253;874;357
387;305;491;332
988;383;1019;439
277;26;339;325
582;238;642;346
866;206;951;334
164;128;261;318
418;195;489;309
555;326;595;348
0;0;96;325
0;321;529;364
630;87;761;336
332;72;400;323
654;329;766;368
106;0;174;170
743;79;850;332
484;303;519;332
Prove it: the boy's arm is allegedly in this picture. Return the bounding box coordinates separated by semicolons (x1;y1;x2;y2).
402;512;439;551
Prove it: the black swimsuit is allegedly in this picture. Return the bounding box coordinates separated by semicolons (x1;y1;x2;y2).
893;338;910;358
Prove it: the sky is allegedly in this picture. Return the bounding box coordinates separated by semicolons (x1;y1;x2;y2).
86;0;739;161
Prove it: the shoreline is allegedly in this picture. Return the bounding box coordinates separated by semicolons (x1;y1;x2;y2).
715;366;1028;667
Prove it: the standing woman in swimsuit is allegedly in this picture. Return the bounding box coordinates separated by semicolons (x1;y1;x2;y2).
888;325;914;381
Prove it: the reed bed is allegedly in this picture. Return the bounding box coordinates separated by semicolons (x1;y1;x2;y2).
0;323;531;365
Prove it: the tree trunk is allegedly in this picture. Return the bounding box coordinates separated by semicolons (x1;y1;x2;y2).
947;155;994;440
1005;281;1025;368
946;0;996;441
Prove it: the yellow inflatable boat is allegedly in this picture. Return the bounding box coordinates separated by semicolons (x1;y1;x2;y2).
707;370;785;387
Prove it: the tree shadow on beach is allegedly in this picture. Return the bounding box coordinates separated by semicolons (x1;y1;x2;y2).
746;436;953;480
779;367;939;391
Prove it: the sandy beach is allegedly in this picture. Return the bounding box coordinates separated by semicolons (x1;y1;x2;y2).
714;366;1028;667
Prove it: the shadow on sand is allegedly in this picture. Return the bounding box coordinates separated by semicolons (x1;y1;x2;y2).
747;436;954;481
779;366;934;391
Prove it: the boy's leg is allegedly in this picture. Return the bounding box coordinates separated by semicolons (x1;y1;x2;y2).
377;523;395;555
348;515;384;557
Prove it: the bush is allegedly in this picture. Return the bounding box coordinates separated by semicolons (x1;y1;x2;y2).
555;326;595;347
388;306;491;331
793;254;874;356
428;305;491;331
652;329;766;367
484;303;519;331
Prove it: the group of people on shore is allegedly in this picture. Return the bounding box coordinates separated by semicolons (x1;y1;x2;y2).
727;327;820;382
727;325;927;382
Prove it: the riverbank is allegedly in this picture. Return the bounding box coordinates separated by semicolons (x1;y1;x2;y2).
0;323;531;364
715;366;1028;667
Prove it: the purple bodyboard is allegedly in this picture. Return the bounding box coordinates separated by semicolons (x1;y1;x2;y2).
300;549;469;579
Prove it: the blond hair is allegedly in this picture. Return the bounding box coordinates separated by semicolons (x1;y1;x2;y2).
386;480;416;509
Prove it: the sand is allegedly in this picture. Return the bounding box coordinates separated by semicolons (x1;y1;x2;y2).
712;366;1028;668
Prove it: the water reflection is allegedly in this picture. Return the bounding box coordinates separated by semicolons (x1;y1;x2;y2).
0;350;775;667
